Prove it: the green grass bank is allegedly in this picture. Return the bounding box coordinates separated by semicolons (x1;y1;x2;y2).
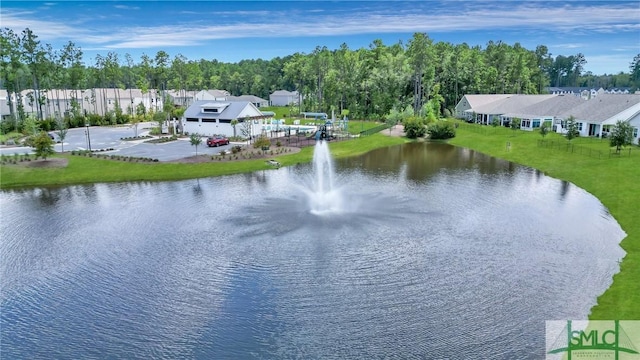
448;122;640;320
0;134;406;189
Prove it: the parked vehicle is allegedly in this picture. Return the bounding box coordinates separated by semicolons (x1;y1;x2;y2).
206;136;230;147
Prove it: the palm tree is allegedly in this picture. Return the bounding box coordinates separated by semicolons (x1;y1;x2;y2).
230;118;239;138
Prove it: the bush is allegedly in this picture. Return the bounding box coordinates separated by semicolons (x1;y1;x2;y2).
427;121;456;140
403;117;427;139
253;134;271;150
86;114;103;126
40;118;56;131
153;112;167;121
66;115;86;128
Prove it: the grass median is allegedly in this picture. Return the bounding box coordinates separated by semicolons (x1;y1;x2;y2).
448;121;640;320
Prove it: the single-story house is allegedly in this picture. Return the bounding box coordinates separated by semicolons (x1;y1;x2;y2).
181;100;270;138
457;92;640;144
194;89;231;102
227;95;269;108
269;90;299;106
555;94;640;142
500;95;584;131
454;94;513;120
459;94;555;125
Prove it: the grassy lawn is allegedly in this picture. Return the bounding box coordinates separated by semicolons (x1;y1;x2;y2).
0;134;406;188
449;121;640;320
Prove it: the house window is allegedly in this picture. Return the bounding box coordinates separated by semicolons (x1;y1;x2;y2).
186;118;199;122
522;120;531;128
532;120;540;128
202;118;217;123
577;122;583;131
219;119;232;124
203;108;218;113
634;128;638;138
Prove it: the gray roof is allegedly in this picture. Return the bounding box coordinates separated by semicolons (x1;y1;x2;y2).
271;90;298;96
559;94;640;123
227;95;267;103
461;94;513;109
503;95;585;119
183;100;260;120
471;94;556;114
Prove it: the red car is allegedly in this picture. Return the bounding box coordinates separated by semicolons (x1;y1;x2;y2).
207;136;230;147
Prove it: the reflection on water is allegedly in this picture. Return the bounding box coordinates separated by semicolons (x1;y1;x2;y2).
0;142;626;359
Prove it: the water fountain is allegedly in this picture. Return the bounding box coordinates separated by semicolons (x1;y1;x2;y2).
304;140;344;215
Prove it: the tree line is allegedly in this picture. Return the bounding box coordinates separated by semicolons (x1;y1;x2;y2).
2;27;640;126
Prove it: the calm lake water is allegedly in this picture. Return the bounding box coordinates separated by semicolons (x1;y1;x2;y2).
0;142;625;359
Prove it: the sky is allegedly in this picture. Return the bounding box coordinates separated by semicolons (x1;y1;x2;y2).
2;0;639;75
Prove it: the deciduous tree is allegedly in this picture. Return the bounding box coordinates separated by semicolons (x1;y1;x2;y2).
565;116;580;141
34;131;54;160
189;133;202;155
609;120;633;153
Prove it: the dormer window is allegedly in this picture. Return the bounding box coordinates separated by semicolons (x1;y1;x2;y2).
201;102;229;114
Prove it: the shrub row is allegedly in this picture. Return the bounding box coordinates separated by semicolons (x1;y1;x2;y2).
0;153;39;165
144;135;178;144
121;135;152;141
213;147;292;161
70;150;158;162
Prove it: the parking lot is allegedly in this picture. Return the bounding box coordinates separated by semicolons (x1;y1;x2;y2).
0;123;240;162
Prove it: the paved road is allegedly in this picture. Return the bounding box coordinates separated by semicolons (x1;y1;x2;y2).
0;123;239;162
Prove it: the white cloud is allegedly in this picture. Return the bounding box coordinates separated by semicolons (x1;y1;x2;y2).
3;2;638;62
114;5;140;10
555;43;587;49
1;11;89;40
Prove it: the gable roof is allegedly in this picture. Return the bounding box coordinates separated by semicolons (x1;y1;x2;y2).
470;94;556;114
227;95;268;103
461;94;513;109
184;100;261;119
199;89;230;98
271;90;298;96
166;90;197;98
502;95;585;119
559;94;640;123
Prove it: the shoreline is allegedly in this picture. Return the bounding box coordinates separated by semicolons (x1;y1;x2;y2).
1;125;636;319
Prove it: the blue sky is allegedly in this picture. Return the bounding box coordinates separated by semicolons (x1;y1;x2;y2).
2;1;639;75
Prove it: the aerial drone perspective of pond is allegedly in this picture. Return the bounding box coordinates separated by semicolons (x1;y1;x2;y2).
0;142;625;359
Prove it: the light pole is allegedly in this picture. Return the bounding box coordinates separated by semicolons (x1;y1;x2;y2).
85;123;92;152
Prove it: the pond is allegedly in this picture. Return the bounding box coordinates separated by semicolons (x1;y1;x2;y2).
0;142;625;359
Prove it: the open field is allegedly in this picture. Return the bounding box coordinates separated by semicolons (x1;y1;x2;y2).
448;121;640;320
